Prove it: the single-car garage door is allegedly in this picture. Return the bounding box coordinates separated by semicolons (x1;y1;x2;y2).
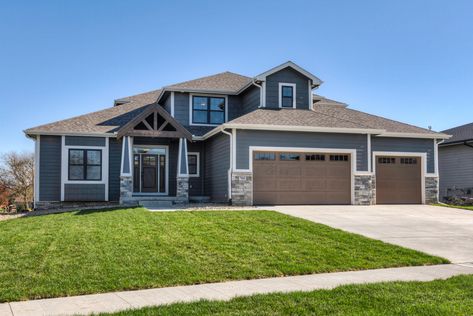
376;156;422;204
253;151;351;205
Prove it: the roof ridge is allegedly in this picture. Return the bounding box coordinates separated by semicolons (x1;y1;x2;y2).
442;121;473;133
165;71;251;88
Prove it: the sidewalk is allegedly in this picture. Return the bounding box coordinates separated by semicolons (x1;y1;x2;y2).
2;263;473;316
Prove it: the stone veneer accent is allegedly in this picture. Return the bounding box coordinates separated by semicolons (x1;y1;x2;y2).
35;201;119;211
176;176;189;202
231;172;253;206
425;176;439;204
354;174;376;205
120;175;134;205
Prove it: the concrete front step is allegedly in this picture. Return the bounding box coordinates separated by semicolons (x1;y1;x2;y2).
140;200;173;209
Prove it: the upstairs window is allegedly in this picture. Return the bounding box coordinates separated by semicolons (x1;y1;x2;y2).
279;83;296;108
68;149;102;181
192;96;226;125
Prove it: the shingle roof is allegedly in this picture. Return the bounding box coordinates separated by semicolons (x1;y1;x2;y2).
165;71;252;93
25;90;162;135
441;122;473;145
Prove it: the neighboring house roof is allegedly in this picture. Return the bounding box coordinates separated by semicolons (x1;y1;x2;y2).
164;71;252;94
441;122;473;145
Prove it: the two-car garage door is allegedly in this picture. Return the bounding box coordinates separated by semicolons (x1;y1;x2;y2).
253;151;351;205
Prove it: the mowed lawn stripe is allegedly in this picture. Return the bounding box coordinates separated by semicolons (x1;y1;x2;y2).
0;209;447;302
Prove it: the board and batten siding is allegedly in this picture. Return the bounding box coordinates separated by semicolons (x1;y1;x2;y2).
235;130;368;171
439;144;473;199
371;137;435;173
265;67;311;109
39;135;62;201
204;133;230;202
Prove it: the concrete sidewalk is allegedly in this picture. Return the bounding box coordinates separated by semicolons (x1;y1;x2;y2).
2;263;473;316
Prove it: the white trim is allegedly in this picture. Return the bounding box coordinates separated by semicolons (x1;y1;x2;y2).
187;152;200;177
177;138;189;177
221;129;233;199
25;131;115;137
245;146;357;204
278;83;297;108
251;81;263;109
34;135;40;207
372;151;427;204
223;124;385;135
189;93;228;127
367;134;372;172
433;138;439;175
132;144;169;195
120;136;132;177
308;80;313;110
255;61;323;86
261;81;266;108
377;132;450;139
232;129;237;171
170;92;175;117
61;137;109;201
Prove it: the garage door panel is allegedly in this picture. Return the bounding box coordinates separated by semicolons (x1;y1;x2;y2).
254;180;278;192
326;178;350;191
277;179;302;191
302;179;327;191
278;165;302;177
302;165;327;177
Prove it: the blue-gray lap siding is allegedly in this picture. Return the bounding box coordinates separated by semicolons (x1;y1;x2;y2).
240;85;260;115
265;67;311;109
64;184;105;201
65;136;106;147
188;142;205;196
203;133;230;202
39;135;62;201
371;137;435;173
108;138;122;201
438;144;473;199
235;130;368;171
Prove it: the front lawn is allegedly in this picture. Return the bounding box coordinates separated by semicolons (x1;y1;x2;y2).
105;275;473;315
434;203;473;211
0;208;447;302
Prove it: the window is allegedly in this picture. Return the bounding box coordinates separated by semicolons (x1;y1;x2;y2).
255;152;276;160
306;154;325;161
378;157;396;164
192;96;225;125
400;157;417;164
280;153;300;161
279;83;296;108
188;153;200;177
68;149;102;180
330;155;349;161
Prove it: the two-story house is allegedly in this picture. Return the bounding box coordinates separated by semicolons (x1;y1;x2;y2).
25;61;449;209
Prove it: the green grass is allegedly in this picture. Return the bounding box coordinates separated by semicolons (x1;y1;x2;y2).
433;203;473;211
0;208;447;302
103;275;473;316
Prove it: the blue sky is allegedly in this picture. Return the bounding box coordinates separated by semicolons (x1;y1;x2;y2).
1;0;472;154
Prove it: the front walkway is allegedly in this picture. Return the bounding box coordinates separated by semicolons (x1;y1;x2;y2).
2;263;473;316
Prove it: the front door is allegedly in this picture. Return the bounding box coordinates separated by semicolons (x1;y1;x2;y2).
141;155;158;192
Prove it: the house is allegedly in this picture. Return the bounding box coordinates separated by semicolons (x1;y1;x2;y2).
25;61;449;209
439;122;473;202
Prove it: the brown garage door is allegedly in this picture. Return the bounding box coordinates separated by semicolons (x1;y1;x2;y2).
253;151;351;205
376;156;422;204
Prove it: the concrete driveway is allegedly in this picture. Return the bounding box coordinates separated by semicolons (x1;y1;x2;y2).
264;205;473;263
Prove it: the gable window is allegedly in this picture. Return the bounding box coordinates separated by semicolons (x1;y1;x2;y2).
192;96;226;125
279;83;296;108
188;152;200;177
68;149;102;180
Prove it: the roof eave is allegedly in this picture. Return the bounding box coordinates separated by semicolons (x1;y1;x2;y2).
377;132;451;139
24;130;117;138
220;123;384;135
255;61;323;86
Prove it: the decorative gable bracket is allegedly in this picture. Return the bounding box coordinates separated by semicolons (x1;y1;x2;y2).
117;103;193;141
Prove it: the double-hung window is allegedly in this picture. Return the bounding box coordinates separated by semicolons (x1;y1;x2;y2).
68;149;102;180
279;83;296;108
192;96;226;125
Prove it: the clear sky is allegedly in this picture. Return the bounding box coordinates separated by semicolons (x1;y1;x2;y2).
1;0;472;154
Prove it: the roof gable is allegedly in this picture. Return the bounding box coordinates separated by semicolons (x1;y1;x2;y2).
255;61;323;86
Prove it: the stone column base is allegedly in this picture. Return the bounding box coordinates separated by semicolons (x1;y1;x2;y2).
120;175;134;205
425;176;439;204
176;176;189;203
231;172;253;206
354;174;376;205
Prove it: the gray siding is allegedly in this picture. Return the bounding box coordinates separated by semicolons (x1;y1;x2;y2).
240;85;260;115
109;138;122;201
204;133;230;201
162;93;172;114
174;92;190;126
235;130;367;171
65;136;105;147
39;135;62;201
228;95;242;121
133;137;178;196
188;141;205;196
265;67;310;109
439;144;473;198
371;137;435;173
64;184;105;201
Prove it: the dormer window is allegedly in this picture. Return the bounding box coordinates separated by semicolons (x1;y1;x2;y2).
191;95;227;125
279;83;296;108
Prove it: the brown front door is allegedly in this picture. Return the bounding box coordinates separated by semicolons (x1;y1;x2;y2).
253;152;351;205
376;156;422;204
141;155;158;192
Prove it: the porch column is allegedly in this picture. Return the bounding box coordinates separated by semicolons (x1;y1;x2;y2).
120;136;133;205
176;138;189;202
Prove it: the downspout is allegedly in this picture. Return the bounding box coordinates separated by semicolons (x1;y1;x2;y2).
222;129;233;201
252;80;264;108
